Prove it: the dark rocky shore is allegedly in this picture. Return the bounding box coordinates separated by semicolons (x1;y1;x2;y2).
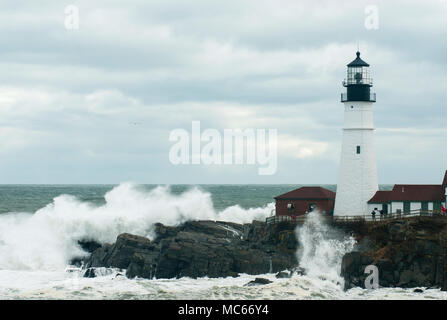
78;216;447;291
339;216;447;290
79;220;298;279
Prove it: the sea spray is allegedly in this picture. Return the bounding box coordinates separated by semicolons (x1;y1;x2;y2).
295;211;356;286
0;183;273;271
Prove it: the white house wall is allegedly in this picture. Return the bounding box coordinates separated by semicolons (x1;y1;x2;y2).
391;202;403;213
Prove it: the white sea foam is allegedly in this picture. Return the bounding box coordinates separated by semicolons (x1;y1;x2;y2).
0;183;273;271
296;211;356;287
1;268;446;300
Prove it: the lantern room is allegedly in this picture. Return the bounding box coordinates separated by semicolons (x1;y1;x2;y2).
341;51;376;102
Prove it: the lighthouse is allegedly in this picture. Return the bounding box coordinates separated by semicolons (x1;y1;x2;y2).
333;51;378;216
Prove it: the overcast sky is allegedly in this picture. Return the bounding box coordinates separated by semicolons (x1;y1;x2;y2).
0;0;446;184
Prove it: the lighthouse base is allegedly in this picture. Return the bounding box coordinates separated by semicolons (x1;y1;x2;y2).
334;128;378;216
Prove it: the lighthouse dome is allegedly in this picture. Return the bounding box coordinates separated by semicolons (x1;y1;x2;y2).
347;51;370;67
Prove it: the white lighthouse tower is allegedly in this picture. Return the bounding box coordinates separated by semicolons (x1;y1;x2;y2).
334;51;378;216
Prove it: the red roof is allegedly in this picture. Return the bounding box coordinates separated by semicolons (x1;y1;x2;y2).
275;186;335;200
368;190;390;203
368;184;444;203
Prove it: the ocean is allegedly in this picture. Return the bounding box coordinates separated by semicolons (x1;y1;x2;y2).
0;183;445;300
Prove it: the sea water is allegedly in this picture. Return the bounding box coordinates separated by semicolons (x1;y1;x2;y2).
0;183;445;300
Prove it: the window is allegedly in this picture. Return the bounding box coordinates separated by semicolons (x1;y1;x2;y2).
347;66;371;85
356;146;361;154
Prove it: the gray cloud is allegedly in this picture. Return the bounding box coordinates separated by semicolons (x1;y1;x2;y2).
0;0;446;183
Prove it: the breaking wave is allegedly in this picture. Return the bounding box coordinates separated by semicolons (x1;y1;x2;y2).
296;211;356;286
0;183;273;271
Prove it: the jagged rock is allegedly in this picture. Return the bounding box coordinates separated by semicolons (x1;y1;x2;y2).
340;216;447;290
442;272;447;291
83;268;96;278
82;220;298;280
69;257;83;267
292;267;306;276
388;221;409;242
78;239;102;253
68;240;103;266
245;278;273;286
276;271;291;278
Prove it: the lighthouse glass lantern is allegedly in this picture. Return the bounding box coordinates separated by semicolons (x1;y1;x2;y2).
341;51;375;102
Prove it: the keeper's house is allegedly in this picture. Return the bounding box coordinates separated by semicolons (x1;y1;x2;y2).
274;186;335;217
367;170;447;214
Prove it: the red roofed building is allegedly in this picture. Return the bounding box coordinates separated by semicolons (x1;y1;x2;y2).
367;170;447;214
274;186;336;217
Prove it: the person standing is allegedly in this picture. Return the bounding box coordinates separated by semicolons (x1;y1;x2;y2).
374;208;380;221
